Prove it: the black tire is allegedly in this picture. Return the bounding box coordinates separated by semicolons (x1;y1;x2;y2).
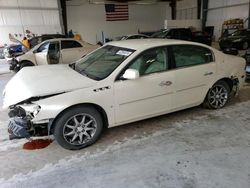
53;106;103;150
203;80;230;109
20;61;34;70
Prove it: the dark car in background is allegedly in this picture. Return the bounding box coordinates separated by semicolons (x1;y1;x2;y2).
151;28;192;41
192;31;212;46
219;29;250;50
151;28;212;46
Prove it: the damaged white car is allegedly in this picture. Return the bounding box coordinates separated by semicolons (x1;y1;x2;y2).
3;39;246;150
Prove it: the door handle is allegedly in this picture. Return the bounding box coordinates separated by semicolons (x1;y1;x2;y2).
204;72;213;76
159;81;172;86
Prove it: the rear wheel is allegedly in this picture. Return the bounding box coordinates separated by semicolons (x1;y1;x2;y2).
53;106;103;150
204;81;230;109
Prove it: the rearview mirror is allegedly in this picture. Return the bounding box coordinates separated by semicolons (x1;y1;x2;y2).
223;48;238;56
122;69;139;80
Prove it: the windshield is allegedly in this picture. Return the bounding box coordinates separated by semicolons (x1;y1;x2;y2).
151;29;169;38
75;45;135;80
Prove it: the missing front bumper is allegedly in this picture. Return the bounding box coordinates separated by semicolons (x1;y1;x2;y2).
8;117;30;140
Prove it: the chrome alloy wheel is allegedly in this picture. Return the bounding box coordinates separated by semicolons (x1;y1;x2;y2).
208;85;228;109
63;114;97;145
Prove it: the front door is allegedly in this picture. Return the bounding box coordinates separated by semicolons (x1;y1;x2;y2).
35;42;49;65
171;44;216;110
114;47;174;124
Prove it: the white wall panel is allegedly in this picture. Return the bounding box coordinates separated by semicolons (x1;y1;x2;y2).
42;10;60;25
20;10;44;25
0;0;18;7
18;0;42;7
0;10;22;25
176;0;197;20
67;1;170;44
40;0;58;8
0;0;62;45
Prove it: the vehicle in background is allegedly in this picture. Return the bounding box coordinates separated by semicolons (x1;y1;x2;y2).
219;29;250;50
29;34;66;49
242;48;250;80
9;38;99;72
3;44;24;60
192;31;212;46
0;46;5;59
151;28;212;46
3;39;246;150
114;34;149;41
151;28;192;41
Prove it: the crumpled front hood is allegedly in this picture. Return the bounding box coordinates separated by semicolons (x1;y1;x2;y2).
3;65;96;109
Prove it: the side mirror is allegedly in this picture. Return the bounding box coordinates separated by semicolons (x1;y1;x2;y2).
223;48;238;56
122;69;139;80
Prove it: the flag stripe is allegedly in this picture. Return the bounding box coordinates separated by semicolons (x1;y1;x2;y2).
105;3;128;21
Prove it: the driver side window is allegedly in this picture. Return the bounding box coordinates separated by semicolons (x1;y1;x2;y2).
36;42;49;53
128;47;168;76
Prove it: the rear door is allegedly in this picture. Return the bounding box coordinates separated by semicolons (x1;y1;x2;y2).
61;40;84;64
170;44;216;110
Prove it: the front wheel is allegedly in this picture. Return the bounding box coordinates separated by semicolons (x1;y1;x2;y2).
53;106;103;150
204;81;230;109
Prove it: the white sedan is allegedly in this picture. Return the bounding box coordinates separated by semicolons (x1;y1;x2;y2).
3;39;246;150
9;38;99;72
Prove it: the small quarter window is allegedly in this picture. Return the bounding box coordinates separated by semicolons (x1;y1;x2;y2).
61;40;82;49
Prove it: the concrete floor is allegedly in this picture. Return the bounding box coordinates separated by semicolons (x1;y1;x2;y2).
0;59;250;187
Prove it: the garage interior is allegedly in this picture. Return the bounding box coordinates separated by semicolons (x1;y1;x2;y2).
0;0;250;187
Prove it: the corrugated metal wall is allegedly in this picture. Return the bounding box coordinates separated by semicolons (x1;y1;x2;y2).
0;0;62;45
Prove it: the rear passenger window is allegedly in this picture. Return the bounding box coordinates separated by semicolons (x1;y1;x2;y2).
61;40;82;49
172;45;213;68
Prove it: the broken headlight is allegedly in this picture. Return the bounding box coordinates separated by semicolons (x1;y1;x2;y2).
18;103;41;118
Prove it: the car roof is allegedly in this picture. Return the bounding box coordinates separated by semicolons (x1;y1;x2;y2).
127;34;148;37
42;38;79;42
107;39;209;51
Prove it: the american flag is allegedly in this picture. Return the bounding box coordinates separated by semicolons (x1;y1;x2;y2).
105;3;129;21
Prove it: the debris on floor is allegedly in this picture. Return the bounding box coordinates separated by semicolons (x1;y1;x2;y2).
23;139;53;150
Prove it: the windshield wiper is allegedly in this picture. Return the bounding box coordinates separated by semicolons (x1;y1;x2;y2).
80;69;101;80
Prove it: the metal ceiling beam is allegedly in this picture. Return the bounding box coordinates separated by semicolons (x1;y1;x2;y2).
59;0;68;35
170;0;176;20
202;0;208;31
197;0;201;19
